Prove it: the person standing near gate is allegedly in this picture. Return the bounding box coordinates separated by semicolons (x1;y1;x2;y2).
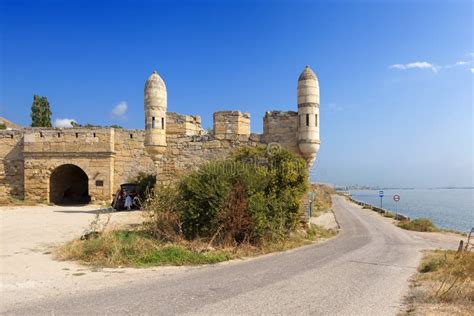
124;193;132;211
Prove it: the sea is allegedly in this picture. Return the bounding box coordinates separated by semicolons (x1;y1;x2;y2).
348;189;474;233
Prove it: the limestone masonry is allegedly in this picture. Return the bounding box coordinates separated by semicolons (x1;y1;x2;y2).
0;66;320;204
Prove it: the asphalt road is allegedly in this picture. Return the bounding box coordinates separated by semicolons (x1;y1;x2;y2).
4;196;456;315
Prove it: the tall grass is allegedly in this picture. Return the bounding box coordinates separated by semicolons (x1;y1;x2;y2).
406;249;474;314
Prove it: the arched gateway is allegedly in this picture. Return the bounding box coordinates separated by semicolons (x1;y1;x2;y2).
49;164;90;204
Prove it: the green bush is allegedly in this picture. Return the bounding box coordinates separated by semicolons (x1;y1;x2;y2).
170;146;308;244
398;218;438;232
129;172;156;199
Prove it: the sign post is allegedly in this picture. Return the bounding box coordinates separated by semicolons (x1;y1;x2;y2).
393;194;400;219
379;190;384;209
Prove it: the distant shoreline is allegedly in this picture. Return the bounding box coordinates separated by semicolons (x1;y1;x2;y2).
336;187;474;191
342;194;468;235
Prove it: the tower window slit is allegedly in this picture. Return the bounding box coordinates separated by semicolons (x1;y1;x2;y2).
58;132;61;138
130;134;133;139
161;117;165;129
152;117;156;129
315;114;318;127
75;133;79;138
306;114;309;127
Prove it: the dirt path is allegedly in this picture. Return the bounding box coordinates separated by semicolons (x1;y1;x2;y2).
0;205;181;309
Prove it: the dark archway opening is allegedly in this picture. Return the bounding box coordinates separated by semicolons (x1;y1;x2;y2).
50;164;90;205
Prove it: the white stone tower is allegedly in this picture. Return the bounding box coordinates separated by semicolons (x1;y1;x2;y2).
297;65;320;167
144;70;167;156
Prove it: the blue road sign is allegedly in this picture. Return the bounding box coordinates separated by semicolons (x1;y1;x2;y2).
379;190;384;197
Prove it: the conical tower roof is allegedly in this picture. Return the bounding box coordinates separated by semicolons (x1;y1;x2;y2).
298;65;318;81
144;70;166;92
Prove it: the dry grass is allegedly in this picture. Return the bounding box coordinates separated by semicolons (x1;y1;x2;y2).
231;224;338;258
404;249;474;315
383;211;395;218
311;184;336;217
56;224;337;268
398;218;439;232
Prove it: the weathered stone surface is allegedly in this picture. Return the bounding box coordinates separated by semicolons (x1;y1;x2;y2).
0;108;304;204
213;111;250;141
0;66;321;204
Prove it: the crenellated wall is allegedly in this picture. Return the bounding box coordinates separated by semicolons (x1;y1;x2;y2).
21;128;115;203
0;66;320;205
263;111;299;153
0;109;301;204
213;111;250;141
166;112;203;136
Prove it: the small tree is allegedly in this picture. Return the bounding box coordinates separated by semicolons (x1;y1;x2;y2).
30;95;52;127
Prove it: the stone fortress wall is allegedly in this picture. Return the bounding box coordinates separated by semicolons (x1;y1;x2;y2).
0;66;320;204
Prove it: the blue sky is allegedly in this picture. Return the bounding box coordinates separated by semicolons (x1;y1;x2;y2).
0;0;472;187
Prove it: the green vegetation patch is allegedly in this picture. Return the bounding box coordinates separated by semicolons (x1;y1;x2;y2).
138;246;231;266
57;224;336;268
58;146;340;268
146;146;309;246
398;218;439;232
57;230;232;267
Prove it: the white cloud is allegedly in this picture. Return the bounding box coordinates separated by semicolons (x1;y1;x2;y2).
471;68;474;73
390;61;439;72
53;118;76;128
455;61;470;66
111;101;127;120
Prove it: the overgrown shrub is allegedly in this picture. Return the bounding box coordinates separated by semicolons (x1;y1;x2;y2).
129;172;156;199
143;185;181;242
146;146;309;246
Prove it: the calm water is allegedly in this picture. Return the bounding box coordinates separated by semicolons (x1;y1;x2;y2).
348;189;474;233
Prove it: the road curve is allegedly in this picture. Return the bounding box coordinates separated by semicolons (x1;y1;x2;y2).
4;196;457;315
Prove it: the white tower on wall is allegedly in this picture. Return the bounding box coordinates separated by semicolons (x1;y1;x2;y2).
297;66;320;167
144;70;167;156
